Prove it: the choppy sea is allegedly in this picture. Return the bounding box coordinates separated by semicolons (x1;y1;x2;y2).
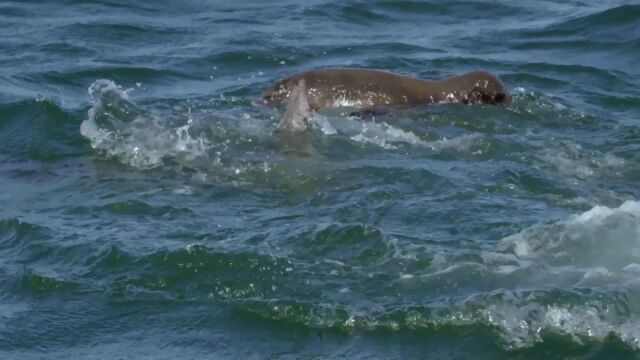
2;1;640;358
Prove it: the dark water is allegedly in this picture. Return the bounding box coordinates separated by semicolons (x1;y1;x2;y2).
2;1;640;358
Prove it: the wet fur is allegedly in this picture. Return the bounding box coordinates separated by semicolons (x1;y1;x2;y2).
261;68;509;112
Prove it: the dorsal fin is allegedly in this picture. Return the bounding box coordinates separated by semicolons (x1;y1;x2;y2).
276;79;312;133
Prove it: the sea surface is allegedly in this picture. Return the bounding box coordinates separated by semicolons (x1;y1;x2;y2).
2;0;640;359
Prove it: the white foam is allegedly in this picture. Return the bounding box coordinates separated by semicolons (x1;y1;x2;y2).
172;186;195;195
445;296;640;350
310;114;337;135
623;263;640;273
358;121;425;147
426;133;480;152
487;199;640;348
285;110;482;153
337;117;480;152
570;200;640;224
80;80;214;170
499;200;640;266
538;141;626;182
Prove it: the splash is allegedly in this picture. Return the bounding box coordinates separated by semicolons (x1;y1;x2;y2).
315;113;481;152
350;121;481;152
537;140;626;181
349;120;426;149
309;114;337;135
463;293;640;349
80;80;213;170
499;200;640;270
467;200;640;348
244;200;640;350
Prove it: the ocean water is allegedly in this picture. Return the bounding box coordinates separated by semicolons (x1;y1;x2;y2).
2;0;640;358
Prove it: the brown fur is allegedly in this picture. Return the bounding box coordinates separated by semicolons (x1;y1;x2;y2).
260;68;509;111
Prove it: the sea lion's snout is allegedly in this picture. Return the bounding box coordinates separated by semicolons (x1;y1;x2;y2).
482;91;509;105
462;88;509;105
469;72;509;105
435;71;509;106
483;73;509;105
493;92;509;105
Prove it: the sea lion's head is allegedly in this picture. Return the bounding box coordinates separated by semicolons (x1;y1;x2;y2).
460;71;510;105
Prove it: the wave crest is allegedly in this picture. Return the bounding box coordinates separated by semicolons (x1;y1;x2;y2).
80;79;213;170
499;200;640;271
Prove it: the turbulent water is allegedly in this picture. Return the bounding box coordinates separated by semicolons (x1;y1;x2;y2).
2;1;640;358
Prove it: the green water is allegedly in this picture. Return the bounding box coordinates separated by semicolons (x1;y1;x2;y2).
1;1;640;359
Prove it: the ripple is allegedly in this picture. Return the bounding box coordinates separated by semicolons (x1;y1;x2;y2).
527;5;640;41
0;218;44;251
18;270;78;295
83;244;298;303
287;224;393;267
373;0;526;19
0;4;29;18
27;66;198;87
499;200;640;270
0;100;85;160
67;200;194;218
304;4;390;23
3;0;640;357
240;287;640;351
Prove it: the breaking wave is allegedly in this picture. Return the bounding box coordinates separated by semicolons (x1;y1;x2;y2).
80;79;214;170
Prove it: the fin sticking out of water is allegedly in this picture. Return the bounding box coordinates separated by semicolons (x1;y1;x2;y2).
277;79;312;133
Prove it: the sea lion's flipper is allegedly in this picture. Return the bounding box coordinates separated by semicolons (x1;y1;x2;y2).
277;79;312;133
349;106;393;119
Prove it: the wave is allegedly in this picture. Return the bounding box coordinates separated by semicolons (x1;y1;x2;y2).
66;200;194;218
372;0;526;18
192;50;304;71
518;63;623;84
304;4;391;23
56;22;186;37
27;66;198;89
80;79;215;170
21;0;158;13
499;200;640;270
79;79;485;189
530;5;640;40
312;113;482;153
240;288;640;350
81;243;298;303
17;270;78;294
235;200;640;350
7;200;640;351
511;39;640;53
78;79;302;188
0;218;44;250
0;4;29;17
535;140;626;182
594;93;640;112
0;100;85;160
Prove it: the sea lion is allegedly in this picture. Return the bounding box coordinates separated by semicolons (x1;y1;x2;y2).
260;68;509;112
